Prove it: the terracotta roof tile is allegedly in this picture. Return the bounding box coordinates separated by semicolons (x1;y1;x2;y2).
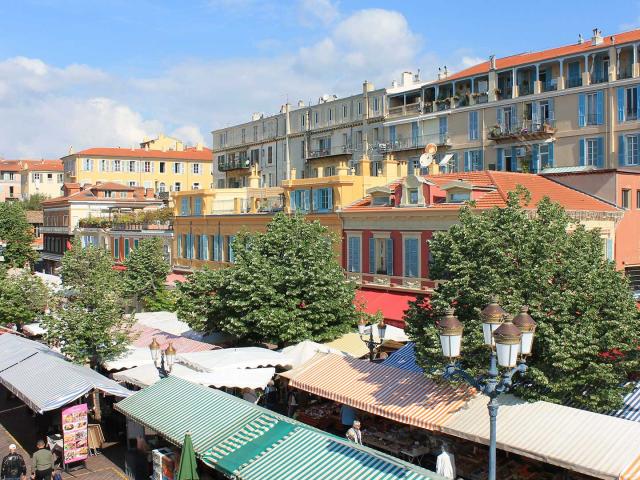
21;160;63;172
443;29;640;82
68;147;213;161
0;161;22;172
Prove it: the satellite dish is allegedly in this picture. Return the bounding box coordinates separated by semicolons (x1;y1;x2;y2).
419;153;433;168
425;143;438;155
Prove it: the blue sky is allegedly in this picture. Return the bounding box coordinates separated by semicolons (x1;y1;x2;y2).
0;0;637;157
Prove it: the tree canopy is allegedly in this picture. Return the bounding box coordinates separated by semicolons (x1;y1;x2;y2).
123;237;171;310
0;202;38;268
21;193;48;211
177;213;357;346
45;241;133;366
405;189;640;412
0;269;49;328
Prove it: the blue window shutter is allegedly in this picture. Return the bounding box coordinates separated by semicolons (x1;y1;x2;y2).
404;238;419;278
181;197;188;215
347;237;354;271
368;237;375;274
228;235;235;263
510;105;517;129
579;139;585;166
303;190;311;211
291;191;298;211
618;88;625;123
412;122;419;146
597;137;604;168
386;238;394;276
202;236;208;260
114;238;119;259
619;135;626;166
353;237;360;272
478;150;484;170
549;98;555;121
510;146;518;171
464;151;470;171
496;148;504;171
312;189;319;211
177;235;181;258
531;144;539;173
497;107;503;126
596;90;604;125
389;126;396;144
327;188;333;210
578;94;586;127
606;238;613;261
548;142;554;167
532;102;539;126
636;87;640;119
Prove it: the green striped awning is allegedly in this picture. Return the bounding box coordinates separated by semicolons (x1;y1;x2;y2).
236;426;433;480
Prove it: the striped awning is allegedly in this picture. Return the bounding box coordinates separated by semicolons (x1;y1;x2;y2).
235;426;432;480
0;333;62;372
286;353;472;431
115;376;443;480
441;394;640;480
381;342;424;374
610;382;640;422
132;323;216;353
621;456;640;480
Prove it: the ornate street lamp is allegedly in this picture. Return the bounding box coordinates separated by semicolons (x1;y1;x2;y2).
358;316;387;362
437;299;535;480
148;338;176;378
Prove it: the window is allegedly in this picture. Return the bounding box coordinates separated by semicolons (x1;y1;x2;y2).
623;189;631;209
241;128;246;143
468;111;479;140
581;137;604;167
226;235;235;263
314;111;319;125
464;150;484;171
268;173;273;187
158;182;166;193
373;97;379;112
82;158;93;171
33;173;41;182
291;189;311;212
343;105;348;118
128;181;137;187
617;86;639;123
538;143;554;170
372;195;389;206
57;173;63;182
357;101;362;115
192;182;200;190
627;135;639;165
579;92;604;126
173;162;183;174
192;163;201;174
369;237;393;275
439;116;448;143
408;188;419;204
347;236;361;272
159;162;166;173
329;109;333;122
174;182;181;192
637;190;640;209
113;238;119;259
127;160;136;172
212;235;224;261
539;100;552;123
113;160;121;172
46;173;52;182
403;237;419;278
124;239;131;258
143;161;152;173
120;191;127;198
267;146;273;164
194;197;203;215
134;239;139;249
449;192;471;202
99;159;109;172
313;187;333;212
301;114;306;128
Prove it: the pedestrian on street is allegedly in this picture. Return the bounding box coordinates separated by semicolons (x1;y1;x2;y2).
345;420;362;445
31;441;53;480
1;444;26;480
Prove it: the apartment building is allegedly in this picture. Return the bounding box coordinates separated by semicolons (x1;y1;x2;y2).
61;134;213;196
381;28;640;177
211;80;393;189
20;160;64;199
0;161;22;201
40;182;164;273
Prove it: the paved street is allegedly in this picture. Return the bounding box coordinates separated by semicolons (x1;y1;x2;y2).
0;400;126;480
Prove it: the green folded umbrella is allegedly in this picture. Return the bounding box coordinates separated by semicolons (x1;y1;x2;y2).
176;432;199;480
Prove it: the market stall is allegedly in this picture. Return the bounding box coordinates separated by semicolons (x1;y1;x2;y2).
176;347;291;372
280;340;344;368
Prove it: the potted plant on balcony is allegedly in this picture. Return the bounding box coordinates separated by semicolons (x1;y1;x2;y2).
494;88;502;96
489;125;502;138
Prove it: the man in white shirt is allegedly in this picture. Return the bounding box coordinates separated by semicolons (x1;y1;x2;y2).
345;420;362;445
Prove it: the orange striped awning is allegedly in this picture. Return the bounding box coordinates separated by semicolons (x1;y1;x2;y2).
621;456;640;480
287;353;472;431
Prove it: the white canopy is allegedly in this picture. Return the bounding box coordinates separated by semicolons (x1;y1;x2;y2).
113;363;276;390
22;323;47;337
280;341;344;368
103;347;155;372
133;311;234;344
361;324;409;343
177;347;290;372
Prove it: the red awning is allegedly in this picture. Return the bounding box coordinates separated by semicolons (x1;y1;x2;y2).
354;289;419;328
112;265;127;271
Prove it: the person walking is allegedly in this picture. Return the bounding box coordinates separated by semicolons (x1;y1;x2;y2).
345;420;362;445
31;441;53;480
1;444;26;480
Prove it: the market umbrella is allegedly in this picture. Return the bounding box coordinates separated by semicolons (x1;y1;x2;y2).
177;432;199;480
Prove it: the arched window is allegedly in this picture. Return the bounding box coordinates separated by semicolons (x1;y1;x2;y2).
158;182;166;193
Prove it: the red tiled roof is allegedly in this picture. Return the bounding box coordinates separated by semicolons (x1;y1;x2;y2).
0;161;22;172
444;29;640;82
21;160;63;172
344;171;618;213
67;147;213;161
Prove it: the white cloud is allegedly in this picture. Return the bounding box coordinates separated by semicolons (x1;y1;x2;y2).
297;0;339;26
0;7;483;158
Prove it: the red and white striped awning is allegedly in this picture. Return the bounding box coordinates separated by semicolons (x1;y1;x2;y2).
285;353;472;431
620;456;640;480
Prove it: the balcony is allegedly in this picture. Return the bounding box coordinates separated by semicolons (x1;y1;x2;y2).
474;92;489;104
517;83;534;96
307;144;352;160
387;102;423;118
345;272;435;292
218;156;251;172
111;221;173;231
567;76;582;88
541;79;557;92
377;133;451;154
40;225;71;234
619;65;633;80
488;119;557;143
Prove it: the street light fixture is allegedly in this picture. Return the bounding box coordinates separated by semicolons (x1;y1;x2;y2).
358;316;387;361
437;299;536;480
148;337;176;378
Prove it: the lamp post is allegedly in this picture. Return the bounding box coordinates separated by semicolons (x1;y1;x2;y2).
149;338;176;378
358;317;387;361
437;300;536;480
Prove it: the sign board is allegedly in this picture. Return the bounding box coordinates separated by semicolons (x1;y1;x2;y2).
62;404;89;464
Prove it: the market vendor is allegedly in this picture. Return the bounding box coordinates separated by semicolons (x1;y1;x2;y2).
346;420;362;445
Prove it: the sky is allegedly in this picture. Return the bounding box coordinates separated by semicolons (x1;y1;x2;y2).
0;0;638;158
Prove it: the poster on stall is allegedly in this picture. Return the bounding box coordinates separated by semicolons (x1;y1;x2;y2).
61;403;89;464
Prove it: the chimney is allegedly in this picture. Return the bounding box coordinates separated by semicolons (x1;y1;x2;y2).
63;183;81;197
578;33;584;44
251;112;263;121
363;80;374;92
144;144;149;151
401;71;413;86
68;146;74;155
489;55;496;70
443;65;448;78
196;142;203;151
591;28;603;46
133;186;145;198
297;100;305;108
145;188;154;198
437;67;442;80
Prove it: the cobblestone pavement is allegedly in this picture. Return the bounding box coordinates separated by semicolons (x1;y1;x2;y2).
0;401;127;480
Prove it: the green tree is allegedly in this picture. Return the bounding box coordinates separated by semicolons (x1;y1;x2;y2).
405;189;640;412
0;202;38;268
177;213;357;346
123;238;170;310
45;241;133;366
0;270;50;327
21;193;48;211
